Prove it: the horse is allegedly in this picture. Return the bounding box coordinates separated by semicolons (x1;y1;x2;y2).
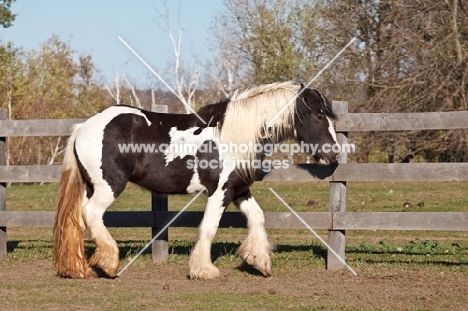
53;81;339;280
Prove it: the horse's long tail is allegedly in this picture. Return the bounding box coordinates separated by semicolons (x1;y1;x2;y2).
53;124;88;278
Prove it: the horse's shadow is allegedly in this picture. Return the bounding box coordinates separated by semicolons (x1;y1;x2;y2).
7;239;465;278
117;240;327;259
116;240;243;262
115;240;328;277
6;241;20;252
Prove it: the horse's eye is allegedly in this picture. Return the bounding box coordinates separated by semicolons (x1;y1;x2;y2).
317;114;325;121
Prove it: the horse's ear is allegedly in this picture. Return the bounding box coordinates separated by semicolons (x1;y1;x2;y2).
300;83;306;90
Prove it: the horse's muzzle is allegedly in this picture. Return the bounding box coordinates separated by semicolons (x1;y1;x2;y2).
315;150;340;165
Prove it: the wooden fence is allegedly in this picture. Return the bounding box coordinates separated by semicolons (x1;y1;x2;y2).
1;103;468;270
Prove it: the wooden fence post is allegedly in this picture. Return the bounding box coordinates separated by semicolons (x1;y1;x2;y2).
151;104;169;262
0;108;6;259
327;101;348;270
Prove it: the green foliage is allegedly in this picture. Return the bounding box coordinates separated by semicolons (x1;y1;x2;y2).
0;41;24;114
216;0;322;84
0;35;112;165
0;0;16;28
20;35;106;119
0;35;109;121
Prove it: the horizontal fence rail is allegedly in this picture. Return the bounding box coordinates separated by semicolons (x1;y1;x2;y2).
0;118;86;137
336;111;468;132
1;211;468;231
2;163;468;183
1;103;467;271
1;111;468;137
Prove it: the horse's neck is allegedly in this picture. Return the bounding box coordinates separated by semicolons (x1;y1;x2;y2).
194;100;229;127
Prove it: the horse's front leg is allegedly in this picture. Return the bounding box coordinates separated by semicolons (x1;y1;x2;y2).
234;190;272;277
189;189;232;280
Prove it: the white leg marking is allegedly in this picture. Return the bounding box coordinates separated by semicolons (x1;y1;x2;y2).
237;197;272;276
187;144;235;279
82;186;119;276
188;154;234;279
189;188;226;279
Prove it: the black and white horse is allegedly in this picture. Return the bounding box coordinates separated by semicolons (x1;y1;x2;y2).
53;81;339;279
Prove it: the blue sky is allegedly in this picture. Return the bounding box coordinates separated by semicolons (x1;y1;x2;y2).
1;0;220;85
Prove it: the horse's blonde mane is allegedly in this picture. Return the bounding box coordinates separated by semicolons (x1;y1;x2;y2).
220;81;300;179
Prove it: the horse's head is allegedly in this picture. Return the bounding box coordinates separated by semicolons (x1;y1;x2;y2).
294;85;339;165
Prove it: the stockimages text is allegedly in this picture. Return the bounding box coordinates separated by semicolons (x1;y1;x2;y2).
118;141;355;171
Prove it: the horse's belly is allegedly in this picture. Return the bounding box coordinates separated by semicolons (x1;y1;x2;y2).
131;156;204;195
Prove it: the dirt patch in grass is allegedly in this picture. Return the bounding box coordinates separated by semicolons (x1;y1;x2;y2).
1;255;467;311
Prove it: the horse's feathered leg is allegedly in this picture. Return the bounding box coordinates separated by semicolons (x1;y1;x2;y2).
189;188;232;280
82;185;119;278
235;191;272;277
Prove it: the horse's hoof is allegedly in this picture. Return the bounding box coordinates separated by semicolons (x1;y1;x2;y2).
189;263;220;280
88;250;119;278
237;248;272;277
251;257;272;277
86;267;98;278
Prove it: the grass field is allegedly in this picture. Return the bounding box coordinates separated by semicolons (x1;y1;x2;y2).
1;181;468;310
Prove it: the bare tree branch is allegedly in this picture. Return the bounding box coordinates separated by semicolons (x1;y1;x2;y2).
122;75;142;108
152;0;198;113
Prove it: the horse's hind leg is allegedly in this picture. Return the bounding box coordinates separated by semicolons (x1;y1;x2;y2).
82;184;119;277
234;191;272;276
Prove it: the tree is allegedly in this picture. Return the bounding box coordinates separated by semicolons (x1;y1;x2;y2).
203;57;237;100
152;0;200;113
0;0;16;28
0;35;111;166
317;0;468;162
0;41;24;165
212;0;324;85
105;73;143;108
212;0;468;162
0;41;23;120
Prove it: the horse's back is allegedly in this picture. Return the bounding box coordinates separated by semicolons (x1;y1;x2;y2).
74;105;215;196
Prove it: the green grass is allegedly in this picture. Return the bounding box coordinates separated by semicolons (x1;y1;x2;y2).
2;181;468;310
7;180;468;212
5;180;468;265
